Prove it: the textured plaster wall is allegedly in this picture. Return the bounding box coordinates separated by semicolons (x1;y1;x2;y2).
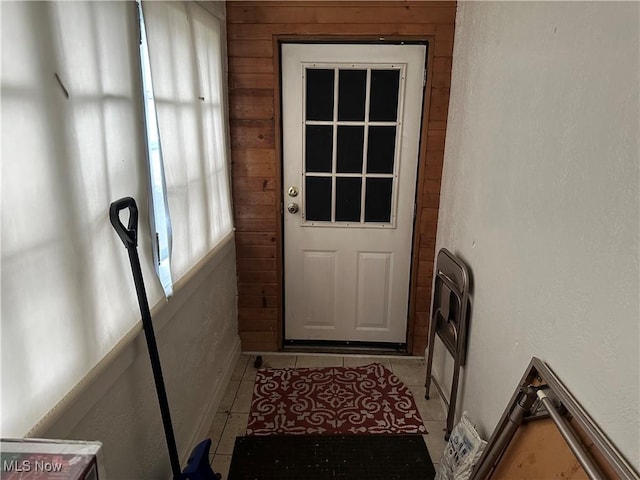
432;1;639;469
41;242;239;479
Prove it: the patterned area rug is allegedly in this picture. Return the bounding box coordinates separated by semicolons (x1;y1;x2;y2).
247;363;427;435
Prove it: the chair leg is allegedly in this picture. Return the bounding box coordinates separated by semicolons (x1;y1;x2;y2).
445;354;462;441
424;311;440;399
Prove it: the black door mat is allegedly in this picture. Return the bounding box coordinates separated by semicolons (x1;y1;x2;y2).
227;434;437;480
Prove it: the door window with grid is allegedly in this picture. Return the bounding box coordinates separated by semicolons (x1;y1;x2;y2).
302;64;406;227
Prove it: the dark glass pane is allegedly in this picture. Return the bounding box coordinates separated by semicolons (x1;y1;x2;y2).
305;176;332;221
306;125;333;173
369;70;400;122
336;126;364;173
338;70;366;121
367;126;396;174
306;69;334;121
335;177;362;222
365;178;393;222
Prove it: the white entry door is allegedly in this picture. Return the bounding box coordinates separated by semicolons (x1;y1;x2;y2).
282;43;426;344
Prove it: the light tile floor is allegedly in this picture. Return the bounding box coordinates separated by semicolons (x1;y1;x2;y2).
207;354;448;478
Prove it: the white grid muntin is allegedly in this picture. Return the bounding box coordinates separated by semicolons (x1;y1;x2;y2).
300;62;408;229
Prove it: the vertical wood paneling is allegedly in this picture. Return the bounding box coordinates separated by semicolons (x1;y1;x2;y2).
228;1;456;353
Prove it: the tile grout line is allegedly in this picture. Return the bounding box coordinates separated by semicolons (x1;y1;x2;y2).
212;355;249;458
210;412;230;461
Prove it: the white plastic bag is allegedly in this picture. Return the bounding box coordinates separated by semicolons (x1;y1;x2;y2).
435;412;487;480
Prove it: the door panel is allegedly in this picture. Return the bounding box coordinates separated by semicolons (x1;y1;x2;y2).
301;250;337;328
356;252;393;330
283;43;426;344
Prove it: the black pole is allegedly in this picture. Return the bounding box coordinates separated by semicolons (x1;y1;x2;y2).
110;198;182;480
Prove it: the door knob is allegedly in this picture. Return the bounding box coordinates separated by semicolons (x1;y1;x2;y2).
287;203;299;214
288;186;299;197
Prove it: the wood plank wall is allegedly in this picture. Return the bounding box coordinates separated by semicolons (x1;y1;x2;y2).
227;1;456;354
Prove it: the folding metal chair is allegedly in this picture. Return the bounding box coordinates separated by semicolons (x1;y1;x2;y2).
424;248;470;440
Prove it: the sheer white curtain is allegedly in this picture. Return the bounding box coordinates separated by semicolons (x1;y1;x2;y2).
1;0;232;438
1;2;160;436
142;1;233;280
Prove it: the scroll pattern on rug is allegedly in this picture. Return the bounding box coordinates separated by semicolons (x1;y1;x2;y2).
247;363;427;435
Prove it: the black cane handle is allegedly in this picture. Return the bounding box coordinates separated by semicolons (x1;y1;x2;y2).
109;197;138;248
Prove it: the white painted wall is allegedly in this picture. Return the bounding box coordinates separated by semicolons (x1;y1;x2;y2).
432;1;639;469
33;238;240;479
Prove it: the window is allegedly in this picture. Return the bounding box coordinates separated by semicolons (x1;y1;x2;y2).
1;0;233;437
142;1;233;279
1;1;153;436
302;65;405;226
